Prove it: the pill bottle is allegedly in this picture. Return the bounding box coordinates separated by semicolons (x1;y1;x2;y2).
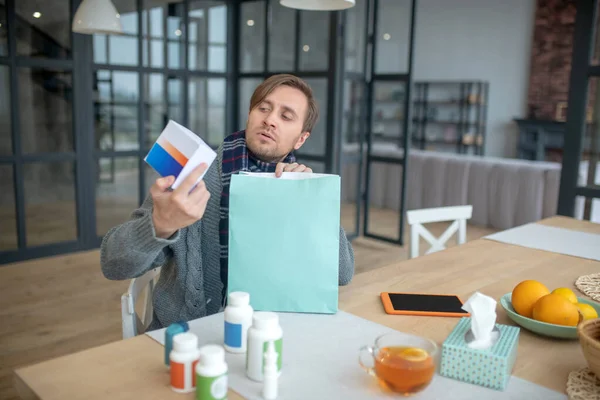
165;321;189;367
170;332;201;393
246;311;283;382
224;291;253;353
195;344;228;400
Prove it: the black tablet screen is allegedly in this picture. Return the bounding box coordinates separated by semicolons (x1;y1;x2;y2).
388;293;469;314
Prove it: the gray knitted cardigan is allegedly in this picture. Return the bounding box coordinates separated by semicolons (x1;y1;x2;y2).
100;144;355;331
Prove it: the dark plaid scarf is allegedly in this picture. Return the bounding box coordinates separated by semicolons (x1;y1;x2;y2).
219;130;296;297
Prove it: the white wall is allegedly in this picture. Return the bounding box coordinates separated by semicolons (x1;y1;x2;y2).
380;0;536;158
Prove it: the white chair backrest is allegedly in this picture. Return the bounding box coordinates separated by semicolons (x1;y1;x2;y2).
406;205;473;259
121;267;161;339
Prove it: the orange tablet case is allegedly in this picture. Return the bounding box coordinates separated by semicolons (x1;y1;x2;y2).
380;292;471;318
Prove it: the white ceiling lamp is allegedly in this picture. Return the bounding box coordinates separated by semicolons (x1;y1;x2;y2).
72;0;123;35
280;0;355;11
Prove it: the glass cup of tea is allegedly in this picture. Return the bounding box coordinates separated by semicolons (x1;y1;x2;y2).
359;331;438;396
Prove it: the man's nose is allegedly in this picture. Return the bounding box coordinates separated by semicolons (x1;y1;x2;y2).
263;112;276;128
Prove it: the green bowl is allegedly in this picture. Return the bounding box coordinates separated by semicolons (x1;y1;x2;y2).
500;293;600;339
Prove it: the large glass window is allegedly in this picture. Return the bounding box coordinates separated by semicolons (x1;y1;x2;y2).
24;161;77;246
142;0;186;69
19;68;73;154
238;78;263;130
375;0;411;74
268;0;295;71
189;77;207;137
96;157;139;237
16;0;71;59
94;0;138;66
143;1;165;68
92;0;229;249
344;0;366;73
2;0;239;262
168;77;184;124
342;79;365;144
240;1;266;72
298;11;329;71
0;65;11;155
0;0;7;56
143;74;184;145
189;77;226;147
168;1;185;69
372;81;406;144
94;70;139;152
144;73;167;144
206;78;226;145
188;2;227;72
1;0;82;260
208;3;227;72
296;78;327;156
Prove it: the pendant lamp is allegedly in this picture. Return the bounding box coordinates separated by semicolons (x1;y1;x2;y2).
280;0;355;11
72;0;123;35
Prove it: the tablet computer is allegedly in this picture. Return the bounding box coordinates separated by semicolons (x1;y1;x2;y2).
380;292;470;317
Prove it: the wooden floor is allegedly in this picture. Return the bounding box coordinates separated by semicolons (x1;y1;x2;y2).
0;205;496;400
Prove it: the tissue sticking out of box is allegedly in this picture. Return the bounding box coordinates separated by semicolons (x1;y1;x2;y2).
461;292;500;350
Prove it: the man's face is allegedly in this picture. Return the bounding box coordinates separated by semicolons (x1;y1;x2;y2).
245;85;310;163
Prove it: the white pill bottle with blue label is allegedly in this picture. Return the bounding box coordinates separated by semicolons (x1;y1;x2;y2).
223;291;253;353
246;312;283;382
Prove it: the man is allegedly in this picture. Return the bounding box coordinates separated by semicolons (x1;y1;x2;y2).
101;74;355;331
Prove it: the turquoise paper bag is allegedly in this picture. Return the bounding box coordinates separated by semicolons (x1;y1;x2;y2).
227;172;341;314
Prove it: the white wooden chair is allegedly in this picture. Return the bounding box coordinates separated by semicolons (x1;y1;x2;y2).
406;205;473;259
121;267;161;339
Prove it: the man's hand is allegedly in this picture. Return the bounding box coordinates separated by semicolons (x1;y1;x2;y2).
275;162;312;177
150;164;211;239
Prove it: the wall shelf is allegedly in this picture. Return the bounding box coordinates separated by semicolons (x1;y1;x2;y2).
370;80;489;155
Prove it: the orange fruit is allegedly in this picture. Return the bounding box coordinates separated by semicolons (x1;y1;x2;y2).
576;303;599;320
532;294;580;326
551;287;578;304
511;280;550;318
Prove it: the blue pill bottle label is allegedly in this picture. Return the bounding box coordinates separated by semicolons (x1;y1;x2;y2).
224;321;242;348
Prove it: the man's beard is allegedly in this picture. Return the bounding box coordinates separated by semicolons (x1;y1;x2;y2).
246;127;301;163
247;139;290;163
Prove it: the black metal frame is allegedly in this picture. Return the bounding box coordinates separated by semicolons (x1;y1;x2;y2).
337;2;369;242
362;0;416;245
558;0;600;217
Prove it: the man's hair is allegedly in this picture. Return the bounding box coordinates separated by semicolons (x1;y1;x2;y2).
249;74;319;133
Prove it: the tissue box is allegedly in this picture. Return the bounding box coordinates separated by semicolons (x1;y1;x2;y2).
439;317;520;391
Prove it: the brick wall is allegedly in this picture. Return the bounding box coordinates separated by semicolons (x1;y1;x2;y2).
527;0;600;121
527;0;577;121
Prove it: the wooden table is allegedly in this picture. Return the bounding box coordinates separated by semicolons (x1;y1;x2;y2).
14;216;600;399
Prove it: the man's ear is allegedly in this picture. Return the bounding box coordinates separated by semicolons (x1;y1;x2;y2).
294;131;310;150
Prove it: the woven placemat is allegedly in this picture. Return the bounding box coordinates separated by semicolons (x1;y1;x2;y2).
575;273;600;302
567;367;600;400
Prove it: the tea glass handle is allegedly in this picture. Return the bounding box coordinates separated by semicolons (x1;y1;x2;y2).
358;345;376;376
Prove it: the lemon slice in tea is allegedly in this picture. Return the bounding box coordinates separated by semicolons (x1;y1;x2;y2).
398;347;429;362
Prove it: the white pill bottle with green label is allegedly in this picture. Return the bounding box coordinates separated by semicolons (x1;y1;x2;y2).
246;312;283;382
195;345;228;400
